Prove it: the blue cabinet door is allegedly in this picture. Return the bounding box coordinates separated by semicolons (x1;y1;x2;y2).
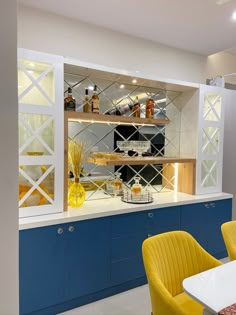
181;199;232;258
65;217;111;300
207;199;232;258
146;206;181;236
19;224;67;315
181;202;208;250
111;212;147;285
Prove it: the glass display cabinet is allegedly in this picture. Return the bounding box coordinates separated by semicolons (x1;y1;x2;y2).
196;85;225;194
18;49;64;217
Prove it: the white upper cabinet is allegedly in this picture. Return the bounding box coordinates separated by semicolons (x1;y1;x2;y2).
18;49;64;217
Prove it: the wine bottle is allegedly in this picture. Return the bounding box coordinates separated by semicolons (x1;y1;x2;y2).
145;98;154;118
132;96;141;118
83;88;90;113
106;103;133;116
64;87;76;111
91;85;99;114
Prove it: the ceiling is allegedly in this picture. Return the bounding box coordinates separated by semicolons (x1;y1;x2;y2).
18;0;236;56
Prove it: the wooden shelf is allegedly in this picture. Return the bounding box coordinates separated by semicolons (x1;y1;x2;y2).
65;111;169;126
86;156;196;166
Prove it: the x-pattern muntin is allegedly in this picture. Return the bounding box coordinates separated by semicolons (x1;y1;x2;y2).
18;61;55;106
202;127;219;154
19;113;54;155
19;164;55;207
201;160;217;187
204;94;221;122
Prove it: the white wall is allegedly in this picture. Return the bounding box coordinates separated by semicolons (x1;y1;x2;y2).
17;6;207;84
206;52;236;85
223;89;236;219
0;0;19;314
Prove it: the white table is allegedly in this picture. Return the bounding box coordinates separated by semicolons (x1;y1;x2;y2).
183;260;236;315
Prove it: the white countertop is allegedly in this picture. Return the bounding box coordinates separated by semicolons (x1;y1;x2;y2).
19;192;232;230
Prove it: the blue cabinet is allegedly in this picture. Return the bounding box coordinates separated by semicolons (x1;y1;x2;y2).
20;198;232;314
19;224;67;315
111;212;147;285
110;206;181;285
181;199;232;258
146;206;181;236
20;217;110;315
65;218;110;300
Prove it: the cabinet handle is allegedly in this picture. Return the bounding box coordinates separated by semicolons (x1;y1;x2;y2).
148;213;154;218
204;203;210;208
210;202;215;208
57;227;64;235
68;225;75;233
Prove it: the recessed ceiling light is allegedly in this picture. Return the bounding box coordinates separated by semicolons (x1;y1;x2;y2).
120;84;125;89
232;10;236;20
88;86;94;91
132;79;137;84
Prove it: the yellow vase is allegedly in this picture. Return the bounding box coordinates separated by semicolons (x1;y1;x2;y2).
68;178;85;208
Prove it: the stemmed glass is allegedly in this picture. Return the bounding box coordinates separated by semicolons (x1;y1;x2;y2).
132;141;151;157
117;141;132;156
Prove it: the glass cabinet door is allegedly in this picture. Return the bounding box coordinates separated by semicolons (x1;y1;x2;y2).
18;49;64;217
196;85;224;194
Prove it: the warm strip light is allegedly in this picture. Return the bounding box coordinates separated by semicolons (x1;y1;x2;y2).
70;118;155;126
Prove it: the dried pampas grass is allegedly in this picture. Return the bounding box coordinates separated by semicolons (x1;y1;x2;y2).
68;139;87;179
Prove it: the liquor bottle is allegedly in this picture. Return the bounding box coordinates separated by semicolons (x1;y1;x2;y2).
112;172;123;196
83;88;91;113
64;87;76;111
131;176;142;201
132;96;141;118
91;85;99;114
106;103;133;116
145;98;154;118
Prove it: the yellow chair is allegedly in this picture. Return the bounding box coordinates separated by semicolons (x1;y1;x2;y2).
142;230;222;315
221;220;236;261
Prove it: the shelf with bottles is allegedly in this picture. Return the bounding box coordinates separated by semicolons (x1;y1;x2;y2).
63;68;173;125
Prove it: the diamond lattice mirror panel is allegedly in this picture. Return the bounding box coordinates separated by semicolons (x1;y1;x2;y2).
64;67;186;202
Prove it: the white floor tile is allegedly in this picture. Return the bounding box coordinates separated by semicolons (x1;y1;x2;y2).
60;285;151;315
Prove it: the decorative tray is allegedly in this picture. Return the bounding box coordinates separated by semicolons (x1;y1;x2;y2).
121;190;153;204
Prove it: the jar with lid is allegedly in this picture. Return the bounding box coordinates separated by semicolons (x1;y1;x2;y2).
131;176;142;201
112;172;123;196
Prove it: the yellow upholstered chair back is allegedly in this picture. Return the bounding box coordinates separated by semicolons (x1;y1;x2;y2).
221;220;236;261
142;230;221;315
